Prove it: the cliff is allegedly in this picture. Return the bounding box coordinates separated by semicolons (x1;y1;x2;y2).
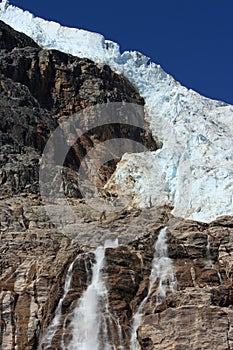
0;20;233;350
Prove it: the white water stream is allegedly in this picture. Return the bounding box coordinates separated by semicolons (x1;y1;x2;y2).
67;239;122;350
130;227;176;350
205;235;213;268
205;235;223;285
38;259;76;349
39;229;175;350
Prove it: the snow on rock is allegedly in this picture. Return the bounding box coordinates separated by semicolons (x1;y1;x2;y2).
1;2;233;222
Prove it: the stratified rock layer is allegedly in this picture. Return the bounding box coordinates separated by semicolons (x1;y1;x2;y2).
1;197;233;349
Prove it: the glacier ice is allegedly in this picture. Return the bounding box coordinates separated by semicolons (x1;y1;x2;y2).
0;2;233;222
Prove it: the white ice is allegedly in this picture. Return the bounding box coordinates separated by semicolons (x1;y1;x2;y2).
1;2;233;222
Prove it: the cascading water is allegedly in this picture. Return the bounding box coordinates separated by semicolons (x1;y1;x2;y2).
130;227;176;350
38;259;76;349
205;235;213;268
218;272;223;285
38;230;175;350
205;235;223;285
67;239;122;350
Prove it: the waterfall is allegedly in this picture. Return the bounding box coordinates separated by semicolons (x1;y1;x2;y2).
218;272;223;285
39;230;175;350
67;239;121;350
38;259;76;349
205;235;223;286
130;227;176;350
205;235;213;268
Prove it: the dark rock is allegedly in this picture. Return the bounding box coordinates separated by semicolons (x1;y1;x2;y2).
0;20;39;51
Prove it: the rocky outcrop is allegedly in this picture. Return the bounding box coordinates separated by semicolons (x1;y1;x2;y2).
0;74;57;195
0;20;233;350
138;306;233;350
137;217;233;350
0;21;157;196
1;197;233;349
0;20;39;51
0;46;143;115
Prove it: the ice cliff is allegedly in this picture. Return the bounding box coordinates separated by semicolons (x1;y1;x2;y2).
1;2;232;222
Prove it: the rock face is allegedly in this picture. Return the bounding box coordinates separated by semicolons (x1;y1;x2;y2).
1;197;233;349
0;20;39;50
137;217;233;350
0;20;157;196
0;21;233;350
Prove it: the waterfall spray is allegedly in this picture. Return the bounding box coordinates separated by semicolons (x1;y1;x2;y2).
39;259;76;349
130;227;176;349
67;239;120;350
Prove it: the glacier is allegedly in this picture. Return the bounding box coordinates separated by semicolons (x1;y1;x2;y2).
0;2;233;222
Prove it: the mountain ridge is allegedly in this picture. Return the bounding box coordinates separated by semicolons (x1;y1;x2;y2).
0;16;232;350
1;2;232;223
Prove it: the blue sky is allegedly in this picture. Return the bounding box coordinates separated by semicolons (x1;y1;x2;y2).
10;0;233;104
